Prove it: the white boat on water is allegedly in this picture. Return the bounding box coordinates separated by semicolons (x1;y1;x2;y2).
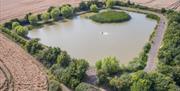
101;32;109;35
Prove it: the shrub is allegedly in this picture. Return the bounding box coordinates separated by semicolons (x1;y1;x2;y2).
60;5;74;18
146;13;160;22
28;15;38;25
96;56;120;74
48;80;61;91
25;39;42;54
56;51;71;67
105;0;114;8
14;25;28;37
90;4;98;12
75;82;100;91
50;8;60;20
90;11;131;23
161;8;166;13
79;1;89;11
41;12;50;22
12;22;20;29
57;59;89;88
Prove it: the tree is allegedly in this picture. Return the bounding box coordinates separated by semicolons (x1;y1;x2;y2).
42;47;61;65
58;59;89;88
96;56;120;74
90;4;98;12
56;51;71;67
148;72;178;91
75;82;100;91
14;25;28;37
28;15;38;25
130;79;151;91
60;5;74;18
41;12;50;22
25;39;42;54
105;0;114;8
48;80;61;91
79;1;89;11
50;8;60;20
12;22;20;29
109;74;131;91
109;77;124;90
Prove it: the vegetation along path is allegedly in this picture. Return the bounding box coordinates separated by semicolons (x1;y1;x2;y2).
86;6;167;90
0;33;48;91
115;6;167;72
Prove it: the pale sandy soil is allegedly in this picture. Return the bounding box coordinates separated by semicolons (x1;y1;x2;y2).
0;0;81;23
0;33;48;91
129;0;180;11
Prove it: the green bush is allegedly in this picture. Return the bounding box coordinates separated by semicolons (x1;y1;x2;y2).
146;13;160;22
57;59;89;88
96;56;120;75
158;11;180;86
12;22;20;29
90;11;131;23
75;82;100;91
60;5;74;18
90;4;98;12
41;12;50;22
79;1;89;11
25;39;43;55
28;15;38;25
48;80;61;91
105;0;115;8
50;8;60;20
56;51;71;67
14;25;28;37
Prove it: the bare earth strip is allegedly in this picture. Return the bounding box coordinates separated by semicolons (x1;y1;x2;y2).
0;33;48;91
0;0;81;23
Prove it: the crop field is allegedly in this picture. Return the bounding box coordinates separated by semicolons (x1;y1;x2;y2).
0;0;81;23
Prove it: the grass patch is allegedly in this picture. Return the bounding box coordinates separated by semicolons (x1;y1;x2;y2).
146;13;160;22
89;10;131;23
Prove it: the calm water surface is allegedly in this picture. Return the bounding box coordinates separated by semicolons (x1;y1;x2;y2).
28;11;157;65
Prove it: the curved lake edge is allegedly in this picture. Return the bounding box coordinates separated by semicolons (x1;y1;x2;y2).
28;7;159;66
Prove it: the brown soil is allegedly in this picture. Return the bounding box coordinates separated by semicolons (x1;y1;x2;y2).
0;33;48;91
0;0;81;23
130;0;180;11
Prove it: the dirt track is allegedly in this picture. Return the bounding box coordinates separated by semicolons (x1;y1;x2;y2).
0;33;48;91
0;0;81;23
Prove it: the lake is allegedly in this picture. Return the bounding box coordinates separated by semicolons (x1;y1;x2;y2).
28;11;157;66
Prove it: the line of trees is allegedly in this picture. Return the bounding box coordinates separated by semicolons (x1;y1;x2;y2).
1;0;180;91
158;10;180;86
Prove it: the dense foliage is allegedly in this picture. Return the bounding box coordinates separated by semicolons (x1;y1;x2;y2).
90;4;98;12
75;82;100;91
109;71;178;91
146;13;160;22
14;25;28;37
105;0;114;8
28;15;38;25
158;11;180;86
79;1;89;11
60;5;74;18
51;59;89;88
12;22;20;29
41;12;50;22
90;10;131;23
50;8;61;20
